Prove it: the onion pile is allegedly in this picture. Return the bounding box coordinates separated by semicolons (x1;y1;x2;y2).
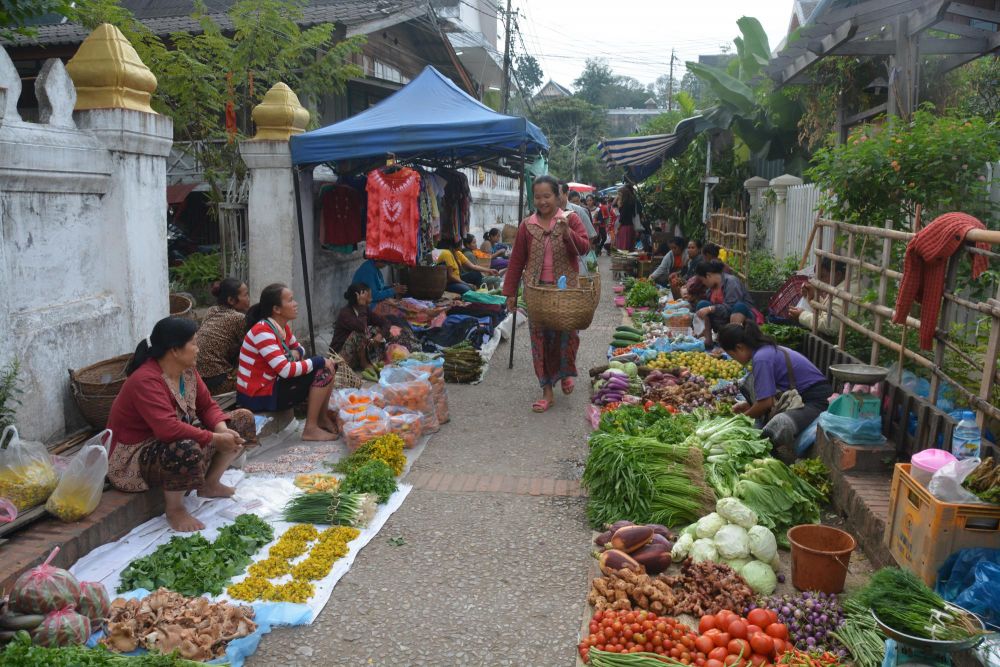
757;591;846;656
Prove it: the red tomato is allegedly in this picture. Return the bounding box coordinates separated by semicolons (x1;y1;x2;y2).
766;610;779;626
715;611;735;628
724;656;746;667
728;620;749;640
696;636;716;654
749;654;768;667
625;612;637;624
750;633;775;656
707;660;726;667
771;639;786;655
700;616;717;633
747;625;763;636
712;633;731;648
747;609;771;629
709;647;729;662
728;639;751;657
765;624;789;641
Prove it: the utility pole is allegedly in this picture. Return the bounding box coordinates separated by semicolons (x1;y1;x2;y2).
571;127;580;181
500;0;514;113
667;49;676;111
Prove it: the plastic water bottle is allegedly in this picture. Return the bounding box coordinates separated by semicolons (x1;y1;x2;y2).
951;411;981;460
557;275;567;290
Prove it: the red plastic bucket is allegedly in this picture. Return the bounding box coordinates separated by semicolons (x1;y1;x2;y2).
787;524;856;594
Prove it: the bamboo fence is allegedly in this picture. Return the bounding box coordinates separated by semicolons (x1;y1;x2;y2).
707;210;748;281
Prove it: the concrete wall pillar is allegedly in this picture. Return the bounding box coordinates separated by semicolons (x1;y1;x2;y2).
769;174;803;259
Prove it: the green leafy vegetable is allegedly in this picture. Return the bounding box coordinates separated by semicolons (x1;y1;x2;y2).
340;459;398;503
625;280;660;308
117;514;273;596
0;632;211;666
282;490;377;526
790;458;832;504
733;458;824;547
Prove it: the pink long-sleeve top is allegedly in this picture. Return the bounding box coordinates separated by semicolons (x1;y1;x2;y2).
502;209;590;297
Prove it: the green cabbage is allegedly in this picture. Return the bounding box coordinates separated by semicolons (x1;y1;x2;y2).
672;533;694;560
741;560;777;594
695;512;726;538
716;497;758;529
748;525;778;563
690;538;718;563
714;524;750;559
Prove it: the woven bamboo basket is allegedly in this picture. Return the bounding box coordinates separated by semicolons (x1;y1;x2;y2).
474;254;492;268
169;293;194;319
326;350;363;389
69;353;133;429
523;274;601;331
610;255;637;273
501;223;519;244
405;265;448;301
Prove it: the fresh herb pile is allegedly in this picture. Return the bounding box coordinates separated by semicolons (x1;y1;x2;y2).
626;280;660;308
0;632;208;666
328;434;406;476
282;490;377;527
790;459;832;504
962;456;1000;503
853;567;982;641
761;323;806;348
340;459;398;503
117;514;273;596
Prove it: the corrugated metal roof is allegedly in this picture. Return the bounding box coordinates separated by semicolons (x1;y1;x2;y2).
8;0;424;45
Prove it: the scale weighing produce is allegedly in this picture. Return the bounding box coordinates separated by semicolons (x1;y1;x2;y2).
874;606;987;667
828;364;889;420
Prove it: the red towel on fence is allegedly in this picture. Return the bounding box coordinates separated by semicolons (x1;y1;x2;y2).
892;212;989;350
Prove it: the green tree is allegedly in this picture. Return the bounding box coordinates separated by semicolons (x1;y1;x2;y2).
573;57;616;106
514;53;543;94
533;97;610;184
0;0;72;39
74;0;364;204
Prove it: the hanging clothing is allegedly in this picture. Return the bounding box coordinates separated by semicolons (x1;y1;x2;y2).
437;168;471;240
319;184;363;246
366;167;421;265
893;212;989;350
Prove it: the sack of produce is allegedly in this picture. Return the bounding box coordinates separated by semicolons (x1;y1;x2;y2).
342;411;390;453
337;404;385;430
329;387;383;413
10;548;81;616
388;411;422;449
402;362;450;425
76;581;111;625
0;426;58;512
45;430;110;522
379;368;439;433
32;607;92;648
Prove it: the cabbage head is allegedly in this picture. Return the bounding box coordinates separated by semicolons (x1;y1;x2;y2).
714;524;750;560
695;512;726;539
747;525;778;563
741;560;777;594
690;538;718;563
671;533;694;561
723;558;750;574
716;497;758;529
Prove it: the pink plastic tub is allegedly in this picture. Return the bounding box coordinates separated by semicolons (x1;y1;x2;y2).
910;448;957;488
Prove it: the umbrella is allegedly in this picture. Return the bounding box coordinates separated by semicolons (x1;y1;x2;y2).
567;182;595;192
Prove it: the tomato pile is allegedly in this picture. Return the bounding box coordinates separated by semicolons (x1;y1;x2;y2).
693;608;791;667
578;610;703;664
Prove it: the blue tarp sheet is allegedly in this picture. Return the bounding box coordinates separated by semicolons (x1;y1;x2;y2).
290;66;548;166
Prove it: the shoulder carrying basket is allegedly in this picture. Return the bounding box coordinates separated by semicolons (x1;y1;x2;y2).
69;353;133;429
523;273;601;332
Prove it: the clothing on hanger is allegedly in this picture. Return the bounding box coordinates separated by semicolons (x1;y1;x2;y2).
365;166;421;265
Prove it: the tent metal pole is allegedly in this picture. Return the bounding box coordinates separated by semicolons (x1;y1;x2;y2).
292;165;318;355
509;142;527;370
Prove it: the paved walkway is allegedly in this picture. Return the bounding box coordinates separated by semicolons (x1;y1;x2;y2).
250;261;617;666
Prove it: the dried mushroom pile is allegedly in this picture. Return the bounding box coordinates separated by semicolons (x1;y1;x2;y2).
102;588;256;661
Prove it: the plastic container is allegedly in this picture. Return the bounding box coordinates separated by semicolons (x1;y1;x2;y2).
885;464;1000;585
910;448;957;488
787;524;857;594
951;411;981;460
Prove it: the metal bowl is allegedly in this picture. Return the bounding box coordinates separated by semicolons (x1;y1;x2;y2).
829;363;890;384
871;605;986;653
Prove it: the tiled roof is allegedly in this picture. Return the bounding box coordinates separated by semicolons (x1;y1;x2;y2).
7;0;425;46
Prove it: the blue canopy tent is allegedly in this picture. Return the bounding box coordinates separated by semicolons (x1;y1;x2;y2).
285;66;548;359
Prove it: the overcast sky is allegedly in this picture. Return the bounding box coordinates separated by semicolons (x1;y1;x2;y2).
511;0;795;88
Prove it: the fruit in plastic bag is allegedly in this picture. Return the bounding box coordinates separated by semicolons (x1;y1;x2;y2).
32;606;92;647
45;431;110;522
10;547;82;615
0;426;58;512
76;581;111;625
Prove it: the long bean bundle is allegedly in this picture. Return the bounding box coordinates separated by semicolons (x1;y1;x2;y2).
853;568;982;641
830;599;885;667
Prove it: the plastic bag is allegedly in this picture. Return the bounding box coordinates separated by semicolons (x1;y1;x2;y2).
329;388;383;412
935;548;1000;627
45;430;111;522
0;425;58;512
388;412;422;449
405;363;449;425
928;458;988;504
378;367;438;433
342;410;389;453
818;411;886;446
796;417;820;455
10;546;81;615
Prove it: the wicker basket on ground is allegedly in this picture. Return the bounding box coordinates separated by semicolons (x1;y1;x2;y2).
69;353;133;429
405;265;448;301
523;274;601;332
169;293;195;319
326;350;363;389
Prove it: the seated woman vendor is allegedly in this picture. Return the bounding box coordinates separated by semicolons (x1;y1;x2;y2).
695;259;759;348
463;234;503;286
479;227;510;270
237;283;339;442
330;283;390;374
718;321;833;463
435;237;496;293
106;316;257;532
195;277;250;395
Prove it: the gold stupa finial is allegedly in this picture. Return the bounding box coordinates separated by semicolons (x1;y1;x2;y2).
65;23;157;113
251;82;309;141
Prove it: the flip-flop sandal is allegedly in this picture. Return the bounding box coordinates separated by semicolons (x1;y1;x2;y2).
532;399;552;413
561;378;575;395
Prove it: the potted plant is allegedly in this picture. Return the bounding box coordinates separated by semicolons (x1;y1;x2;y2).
746;250;797;312
168;252;222;306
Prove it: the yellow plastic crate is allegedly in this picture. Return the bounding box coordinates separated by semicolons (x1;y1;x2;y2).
885;463;1000;586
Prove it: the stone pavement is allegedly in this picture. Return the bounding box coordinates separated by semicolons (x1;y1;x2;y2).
249;261;619;666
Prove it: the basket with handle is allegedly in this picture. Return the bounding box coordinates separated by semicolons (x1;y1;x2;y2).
523;273;601;331
326;350;363;389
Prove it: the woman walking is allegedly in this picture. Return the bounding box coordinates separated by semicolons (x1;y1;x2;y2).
503;175;591;413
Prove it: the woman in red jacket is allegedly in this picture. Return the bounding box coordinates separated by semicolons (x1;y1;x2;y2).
107;317;257;532
503;175;591;413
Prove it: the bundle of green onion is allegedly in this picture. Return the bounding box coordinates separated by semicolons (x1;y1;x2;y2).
282;491;377;527
853;568;982;641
